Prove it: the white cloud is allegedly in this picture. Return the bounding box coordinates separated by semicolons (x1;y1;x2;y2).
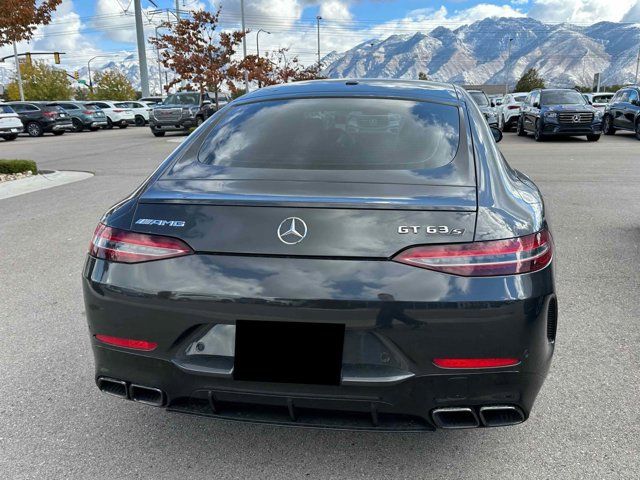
320;1;353;21
528;0;637;23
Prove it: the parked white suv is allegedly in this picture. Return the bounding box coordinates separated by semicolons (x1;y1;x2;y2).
83;101;135;129
0;104;23;141
114;101;153;126
583;92;614;112
497;93;528;132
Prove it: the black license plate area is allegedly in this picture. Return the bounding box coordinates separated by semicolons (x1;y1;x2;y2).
234;320;345;385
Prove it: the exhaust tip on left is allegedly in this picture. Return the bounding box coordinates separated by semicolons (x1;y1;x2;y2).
97;377;128;399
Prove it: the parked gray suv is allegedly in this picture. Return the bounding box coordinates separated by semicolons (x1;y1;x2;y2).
48;101;108;132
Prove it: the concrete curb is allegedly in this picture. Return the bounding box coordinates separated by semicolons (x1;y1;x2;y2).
0;170;94;200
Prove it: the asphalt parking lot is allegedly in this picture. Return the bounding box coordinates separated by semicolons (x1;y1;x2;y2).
1;128;638;479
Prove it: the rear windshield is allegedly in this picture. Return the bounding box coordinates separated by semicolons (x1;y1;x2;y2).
197;98;460;170
541;91;586;105
592;95;612;103
513;95;527;102
0;105;15;114
469;92;489;106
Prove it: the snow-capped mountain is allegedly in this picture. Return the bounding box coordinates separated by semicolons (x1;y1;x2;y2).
322;18;640;87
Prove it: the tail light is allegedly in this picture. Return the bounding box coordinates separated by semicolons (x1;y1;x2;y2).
433;358;520;369
95;334;158;351
112;109;124;112
83;110;95;114
393;229;553;277
89;223;193;263
507;105;520;110
43;110;58;118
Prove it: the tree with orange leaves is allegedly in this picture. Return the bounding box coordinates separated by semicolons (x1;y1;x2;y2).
0;0;61;46
150;8;246;109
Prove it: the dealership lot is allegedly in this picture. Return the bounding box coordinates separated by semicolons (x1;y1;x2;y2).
0;128;638;479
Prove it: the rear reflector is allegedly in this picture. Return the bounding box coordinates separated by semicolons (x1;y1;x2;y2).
95;334;158;351
393;229;553;277
89;223;193;263
433;358;520;369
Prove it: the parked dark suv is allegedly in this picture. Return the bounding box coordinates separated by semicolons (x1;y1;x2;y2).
149;91;229;137
603;86;640;139
6;101;74;137
517;89;602;142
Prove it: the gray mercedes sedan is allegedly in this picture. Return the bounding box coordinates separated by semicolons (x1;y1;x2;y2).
83;79;556;431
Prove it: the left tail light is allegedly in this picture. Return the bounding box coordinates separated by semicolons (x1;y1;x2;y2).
89;223;193;263
392;229;553;277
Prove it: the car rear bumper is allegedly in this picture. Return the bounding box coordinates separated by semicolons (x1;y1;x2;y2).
0;125;22;133
83;254;556;430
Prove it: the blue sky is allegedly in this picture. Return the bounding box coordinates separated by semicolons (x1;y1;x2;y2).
3;0;640;70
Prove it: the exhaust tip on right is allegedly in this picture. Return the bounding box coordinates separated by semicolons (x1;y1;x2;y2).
479;405;525;427
129;384;165;407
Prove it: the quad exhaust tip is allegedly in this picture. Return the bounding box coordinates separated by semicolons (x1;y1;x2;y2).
432;405;526;429
129;384;165;407
97;377;127;399
97;377;165;407
432;407;480;429
479;405;525;427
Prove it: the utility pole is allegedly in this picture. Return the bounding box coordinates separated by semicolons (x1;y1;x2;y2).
134;0;150;97
635;47;640;85
316;16;323;66
241;0;249;92
155;25;164;95
505;38;513;95
12;42;24;101
175;0;180;20
256;29;270;57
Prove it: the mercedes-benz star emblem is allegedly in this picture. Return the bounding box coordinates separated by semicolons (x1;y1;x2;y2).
572;114;581;123
277;217;308;245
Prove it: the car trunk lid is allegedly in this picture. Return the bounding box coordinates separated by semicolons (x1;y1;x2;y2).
133;180;477;258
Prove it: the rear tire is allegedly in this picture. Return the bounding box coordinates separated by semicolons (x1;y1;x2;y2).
587;134;601;142
26;122;44;137
89;126;100;131
134;115;145;126
603;115;615;135
72;118;83;132
635;121;640;140
195;116;204;127
152;131;165;137
534;120;545;142
52;130;65;136
118;123;128;129
1;134;18;141
105;118;113;129
517;117;527;136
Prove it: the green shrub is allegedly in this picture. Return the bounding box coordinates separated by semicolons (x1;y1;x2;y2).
0;159;38;175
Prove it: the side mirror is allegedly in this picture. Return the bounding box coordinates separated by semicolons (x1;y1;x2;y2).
491;126;503;143
491;100;496;107
533;102;540;109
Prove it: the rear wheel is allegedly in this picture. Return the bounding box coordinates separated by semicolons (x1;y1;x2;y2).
89;126;100;131
26;122;44;137
52;130;65;136
118;123;128;129
517;117;527;136
72;118;84;132
134;115;146;126
1;134;18;141
533;120;545;142
603;115;615;135
635;120;640;140
152;130;165;137
195;116;204;127
105;117;113;129
587;134;601;142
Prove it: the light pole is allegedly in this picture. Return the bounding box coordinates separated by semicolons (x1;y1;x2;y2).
635;46;640;85
155;24;164;95
88;55;117;93
316;16;322;66
505;37;513;95
241;0;249;92
256;29;270;57
133;0;150;97
12;41;24;101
